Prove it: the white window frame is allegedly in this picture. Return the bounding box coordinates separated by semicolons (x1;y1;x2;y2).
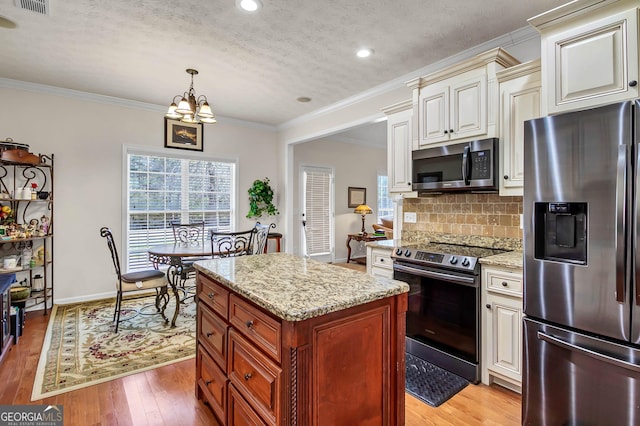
122;145;238;271
377;172;393;221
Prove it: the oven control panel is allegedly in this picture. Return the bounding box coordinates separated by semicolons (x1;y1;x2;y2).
392;247;477;271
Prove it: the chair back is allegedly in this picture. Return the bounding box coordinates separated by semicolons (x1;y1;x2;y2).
171;222;205;244
253;222;276;255
211;228;256;258
100;227;122;281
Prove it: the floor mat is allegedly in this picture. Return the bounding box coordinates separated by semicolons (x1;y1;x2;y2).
405;353;469;407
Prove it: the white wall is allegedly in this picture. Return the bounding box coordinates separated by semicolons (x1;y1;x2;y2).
293;139;385;262
0;86;279;304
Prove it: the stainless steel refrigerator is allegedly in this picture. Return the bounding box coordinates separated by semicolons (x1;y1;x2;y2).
523;100;640;425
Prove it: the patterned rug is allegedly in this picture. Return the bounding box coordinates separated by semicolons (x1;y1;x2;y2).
31;294;196;401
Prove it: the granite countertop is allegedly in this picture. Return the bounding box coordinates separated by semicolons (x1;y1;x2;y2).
479;250;523;269
194;252;409;322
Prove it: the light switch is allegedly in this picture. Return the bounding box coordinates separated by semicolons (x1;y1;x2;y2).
404;212;417;223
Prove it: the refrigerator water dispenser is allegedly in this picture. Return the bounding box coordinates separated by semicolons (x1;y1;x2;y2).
534;202;587;264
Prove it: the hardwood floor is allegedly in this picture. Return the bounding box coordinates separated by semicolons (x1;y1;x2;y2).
0;310;521;425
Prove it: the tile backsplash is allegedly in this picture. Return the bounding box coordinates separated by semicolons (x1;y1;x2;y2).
403;194;523;239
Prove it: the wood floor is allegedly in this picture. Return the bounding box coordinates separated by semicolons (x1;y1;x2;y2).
0;310;521;425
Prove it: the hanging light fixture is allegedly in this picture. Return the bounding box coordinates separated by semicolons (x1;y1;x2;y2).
165;69;217;124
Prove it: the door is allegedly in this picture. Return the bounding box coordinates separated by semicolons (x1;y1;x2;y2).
523;318;640;425
419;83;449;145
449;73;487;140
524;101;633;341
387;108;413;192
300;166;334;262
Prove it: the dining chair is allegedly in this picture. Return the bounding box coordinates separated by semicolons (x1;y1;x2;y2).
210;227;257;258
170;221;206;293
253;222;276;254
100;227;170;333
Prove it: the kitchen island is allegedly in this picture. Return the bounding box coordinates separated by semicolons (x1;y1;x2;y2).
194;252;409;426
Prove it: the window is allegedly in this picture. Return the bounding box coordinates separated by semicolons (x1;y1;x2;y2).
377;174;393;220
126;149;236;271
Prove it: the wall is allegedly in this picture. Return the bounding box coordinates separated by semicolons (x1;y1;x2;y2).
0;86;279;304
402;194;523;240
292;139;386;261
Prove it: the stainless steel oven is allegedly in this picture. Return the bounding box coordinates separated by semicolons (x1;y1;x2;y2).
392;243;506;383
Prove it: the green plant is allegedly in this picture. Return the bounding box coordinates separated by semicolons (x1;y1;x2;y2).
246;177;279;219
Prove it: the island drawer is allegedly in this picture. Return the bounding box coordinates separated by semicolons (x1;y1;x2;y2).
198;305;229;371
198;274;230;319
485;267;523;296
229;294;281;362
228;383;268;426
197;347;228;425
228;329;281;426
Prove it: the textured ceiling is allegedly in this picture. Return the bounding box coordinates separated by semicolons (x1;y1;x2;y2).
0;0;566;127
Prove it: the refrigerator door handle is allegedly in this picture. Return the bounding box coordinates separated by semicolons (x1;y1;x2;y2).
616;144;627;303
538;331;640;373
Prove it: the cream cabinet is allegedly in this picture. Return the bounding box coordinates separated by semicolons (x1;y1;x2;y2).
481;265;523;393
407;48;520;149
382;100;414;193
529;0;639;115
419;70;487;145
366;245;393;279
496;60;541;196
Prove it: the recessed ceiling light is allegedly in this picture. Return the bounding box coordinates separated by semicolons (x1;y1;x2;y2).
236;0;262;12
356;48;374;58
0;15;17;29
297;97;311;103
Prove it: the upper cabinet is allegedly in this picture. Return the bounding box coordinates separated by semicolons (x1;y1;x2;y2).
497;60;542;196
382;100;416;194
529;0;639;115
407;48;520;150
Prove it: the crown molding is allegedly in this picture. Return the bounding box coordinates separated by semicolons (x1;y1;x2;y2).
278;25;540;131
0;77;277;132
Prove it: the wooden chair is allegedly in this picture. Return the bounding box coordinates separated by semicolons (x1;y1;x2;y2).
253;222;276;254
100;227;170;333
210;228;257;258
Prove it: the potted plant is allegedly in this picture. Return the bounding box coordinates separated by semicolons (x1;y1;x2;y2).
246;178;279;219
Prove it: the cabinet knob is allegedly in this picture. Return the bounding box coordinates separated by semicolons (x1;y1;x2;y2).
244;373;253;381
206;331;214;337
503;175;509;180
443;130;448;134
246;320;254;329
449;129;454;133
380;258;384;262
205;380;212;386
630;80;638;87
408;182;411;186
485;304;491;309
502;281;508;287
207;292;215;299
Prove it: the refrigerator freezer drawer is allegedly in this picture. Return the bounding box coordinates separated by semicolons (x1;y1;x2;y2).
523;318;640;425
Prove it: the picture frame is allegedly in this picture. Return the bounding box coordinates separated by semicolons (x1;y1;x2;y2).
164;118;203;151
348;187;366;208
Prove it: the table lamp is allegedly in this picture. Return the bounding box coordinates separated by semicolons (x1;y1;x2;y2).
354;204;373;234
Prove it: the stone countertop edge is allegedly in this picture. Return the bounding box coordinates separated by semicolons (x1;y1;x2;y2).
479;250;523;269
193;253;410;322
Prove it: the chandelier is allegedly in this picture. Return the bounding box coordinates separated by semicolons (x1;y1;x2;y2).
165;69;217;124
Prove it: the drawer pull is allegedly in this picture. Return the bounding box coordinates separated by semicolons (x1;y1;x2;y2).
501;281;508;287
244;373;253;381
207;292;215;299
205;380;212;386
206;331;214;337
380;258;385;262
486;304;491;309
246;320;254;329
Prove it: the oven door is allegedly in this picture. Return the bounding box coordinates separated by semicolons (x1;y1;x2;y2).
394;261;480;365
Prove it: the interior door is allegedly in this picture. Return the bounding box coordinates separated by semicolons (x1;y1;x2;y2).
300;166;334;262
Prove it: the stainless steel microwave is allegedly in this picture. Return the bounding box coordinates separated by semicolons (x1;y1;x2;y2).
412;138;498;193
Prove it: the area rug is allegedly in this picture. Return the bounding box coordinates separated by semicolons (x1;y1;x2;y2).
31;294;196;401
405;353;469;407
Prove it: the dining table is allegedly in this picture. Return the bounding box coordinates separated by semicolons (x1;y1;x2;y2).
147;242;213;327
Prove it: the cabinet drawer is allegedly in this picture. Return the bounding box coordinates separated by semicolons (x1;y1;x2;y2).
485;268;523;296
197;347;228;425
228;383;268;426
198;305;229;371
198;274;229;319
371;248;392;270
228;329;281;426
229;294;281;362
